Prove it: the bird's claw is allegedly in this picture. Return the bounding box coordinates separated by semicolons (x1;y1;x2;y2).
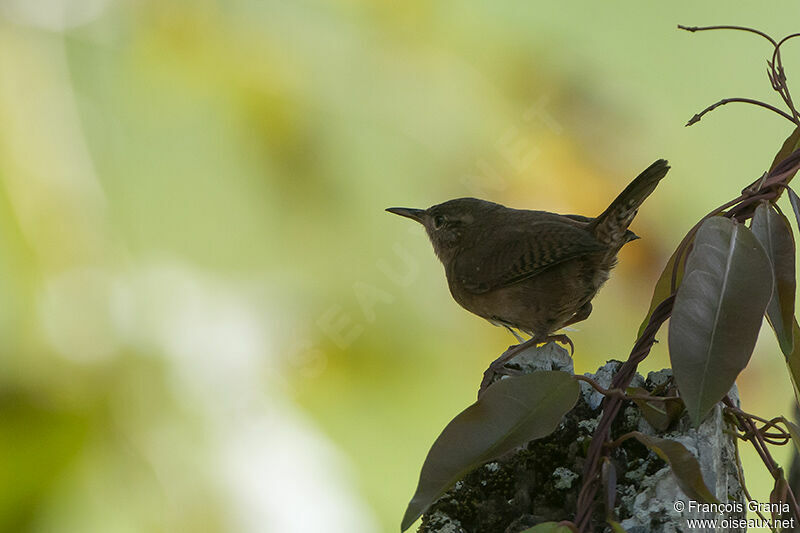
543;334;575;355
479;359;524;397
477;334;575;397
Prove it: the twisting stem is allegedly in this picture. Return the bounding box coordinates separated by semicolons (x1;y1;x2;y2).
575;149;800;530
773;33;800;122
733;437;773;526
573;374;681;402
685;98;797;126
725;396;800;525
574;296;674;530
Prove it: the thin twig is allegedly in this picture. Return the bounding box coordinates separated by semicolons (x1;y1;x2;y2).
733;439;769;524
575;296;674;530
733;437;773;526
685;97;797;126
678;25;778;46
680;25;800;126
726;397;800;524
573;374;681;402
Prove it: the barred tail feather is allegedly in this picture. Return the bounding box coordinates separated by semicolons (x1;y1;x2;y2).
590;159;670;247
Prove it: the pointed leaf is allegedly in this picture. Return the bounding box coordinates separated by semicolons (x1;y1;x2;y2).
630;432;719;503
769;127;800;177
784;418;800;455
638;247;685;338
751;202;796;355
602;458;617;521
401;371;579;531
668;217;773;425
770;473;788;524
787;187;800;233
784;320;800;408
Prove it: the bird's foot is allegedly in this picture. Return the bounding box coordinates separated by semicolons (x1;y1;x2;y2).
504;325;527;343
541;333;574;355
477;337;540;397
479;356;525;397
478;334;574;397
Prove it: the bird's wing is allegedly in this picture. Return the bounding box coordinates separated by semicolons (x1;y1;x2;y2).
453;221;606;294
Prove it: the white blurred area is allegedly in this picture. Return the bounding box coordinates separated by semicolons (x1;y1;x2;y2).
0;3;378;532
0;0;112;31
38;262;379;532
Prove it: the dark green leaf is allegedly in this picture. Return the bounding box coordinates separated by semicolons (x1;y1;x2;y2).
751;202;796;355
630;432;719;503
521;523;577;533
401;371;579;531
668;217;773;426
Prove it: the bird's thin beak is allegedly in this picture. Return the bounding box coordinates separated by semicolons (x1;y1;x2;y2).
386;207;425;223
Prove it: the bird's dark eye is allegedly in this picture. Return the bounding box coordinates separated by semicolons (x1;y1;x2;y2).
433;215;446;229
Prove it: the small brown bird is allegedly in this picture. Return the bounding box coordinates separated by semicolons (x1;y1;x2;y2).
387;159;669;363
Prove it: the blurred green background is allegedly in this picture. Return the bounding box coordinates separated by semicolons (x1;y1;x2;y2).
1;1;799;532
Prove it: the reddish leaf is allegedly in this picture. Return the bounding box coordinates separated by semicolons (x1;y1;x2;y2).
669;217;772;425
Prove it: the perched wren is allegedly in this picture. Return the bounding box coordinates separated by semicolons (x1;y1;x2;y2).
387;159;669;354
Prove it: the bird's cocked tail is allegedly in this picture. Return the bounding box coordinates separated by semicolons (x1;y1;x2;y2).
589;159;670;247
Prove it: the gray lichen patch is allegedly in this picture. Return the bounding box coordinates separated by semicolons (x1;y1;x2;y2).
552;467;579;489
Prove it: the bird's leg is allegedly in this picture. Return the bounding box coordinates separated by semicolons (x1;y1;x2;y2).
540;333;574;355
479;338;539;396
561;302;592;328
487;338;537;373
480;319;583;395
539;303;591;354
504;325;527;343
478;335;536;398
492;327;573;372
532;303;590;354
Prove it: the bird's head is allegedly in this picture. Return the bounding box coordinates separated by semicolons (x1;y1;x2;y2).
386;198;499;262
